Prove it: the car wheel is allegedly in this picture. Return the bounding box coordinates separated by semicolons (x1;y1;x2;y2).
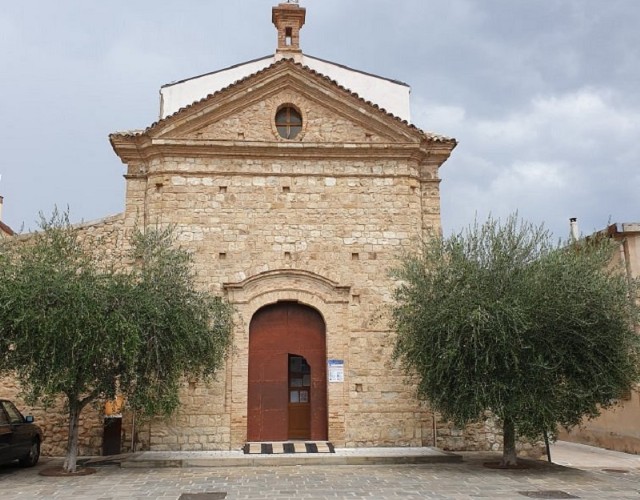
19;438;40;467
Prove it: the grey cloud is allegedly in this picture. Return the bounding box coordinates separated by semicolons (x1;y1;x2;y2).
0;0;638;239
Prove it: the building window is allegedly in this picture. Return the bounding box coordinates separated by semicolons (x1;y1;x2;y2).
275;106;302;140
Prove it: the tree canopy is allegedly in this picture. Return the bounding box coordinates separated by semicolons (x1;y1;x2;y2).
0;211;233;472
391;214;640;466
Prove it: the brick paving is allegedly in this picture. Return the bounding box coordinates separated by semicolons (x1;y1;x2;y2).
1;444;640;499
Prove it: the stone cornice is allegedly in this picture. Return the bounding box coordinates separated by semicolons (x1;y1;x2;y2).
142;170;441;183
111;137;455;166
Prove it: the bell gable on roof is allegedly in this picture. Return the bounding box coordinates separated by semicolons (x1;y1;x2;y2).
158;3;412;124
272;1;306;60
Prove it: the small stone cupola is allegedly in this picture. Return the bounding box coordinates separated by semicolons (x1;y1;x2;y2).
272;1;306;61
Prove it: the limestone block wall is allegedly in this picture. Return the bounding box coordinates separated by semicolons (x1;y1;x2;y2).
137;378;230;452
129;151;438;450
436;416;543;458
191;90;391;144
73;214;128;257
1;80;510;454
345;330;428;447
0;376;106;457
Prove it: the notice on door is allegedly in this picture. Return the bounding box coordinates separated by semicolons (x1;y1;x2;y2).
328;359;344;383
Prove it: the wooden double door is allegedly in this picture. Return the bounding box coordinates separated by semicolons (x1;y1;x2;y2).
247;302;327;441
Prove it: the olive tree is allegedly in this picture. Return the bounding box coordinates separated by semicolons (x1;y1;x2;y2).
0;211;233;472
391;214;640;466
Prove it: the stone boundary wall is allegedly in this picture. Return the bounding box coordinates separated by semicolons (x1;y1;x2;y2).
1;214;128;457
0;376;110;457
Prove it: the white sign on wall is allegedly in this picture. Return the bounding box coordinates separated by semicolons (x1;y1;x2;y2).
328;359;344;383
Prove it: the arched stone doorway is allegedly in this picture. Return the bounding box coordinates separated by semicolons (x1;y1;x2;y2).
247;301;328;441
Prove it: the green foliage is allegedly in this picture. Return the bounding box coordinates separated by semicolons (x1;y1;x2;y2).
0;210;138;407
0;209;233;418
125;225;234;416
392;214;640;445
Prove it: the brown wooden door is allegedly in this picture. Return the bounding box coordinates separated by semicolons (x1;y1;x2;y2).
247;302;327;441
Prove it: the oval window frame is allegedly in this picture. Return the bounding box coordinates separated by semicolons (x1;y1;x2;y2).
274;105;304;140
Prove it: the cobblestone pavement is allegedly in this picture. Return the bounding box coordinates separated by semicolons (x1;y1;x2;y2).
1;447;639;499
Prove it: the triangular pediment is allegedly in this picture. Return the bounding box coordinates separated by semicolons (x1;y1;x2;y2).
149;61;426;144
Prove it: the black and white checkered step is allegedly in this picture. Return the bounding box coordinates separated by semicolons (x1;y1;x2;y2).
243;441;335;454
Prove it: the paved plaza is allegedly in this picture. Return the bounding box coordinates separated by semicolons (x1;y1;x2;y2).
1;442;639;499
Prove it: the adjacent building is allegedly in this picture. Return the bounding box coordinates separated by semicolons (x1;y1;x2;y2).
560;223;640;454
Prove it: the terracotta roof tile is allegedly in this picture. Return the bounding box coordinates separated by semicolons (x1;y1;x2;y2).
0;220;15;236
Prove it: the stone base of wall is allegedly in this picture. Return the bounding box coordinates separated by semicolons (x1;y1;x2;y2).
1;376;542;458
0;378;100;457
436;416;545;459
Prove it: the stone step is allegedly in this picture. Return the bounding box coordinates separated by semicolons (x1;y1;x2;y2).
120;447;462;468
243;441;335;454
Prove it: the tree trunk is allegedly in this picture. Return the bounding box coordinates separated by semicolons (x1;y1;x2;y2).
501;416;518;467
63;401;81;473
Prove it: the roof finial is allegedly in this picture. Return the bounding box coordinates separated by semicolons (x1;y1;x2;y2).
272;1;306;62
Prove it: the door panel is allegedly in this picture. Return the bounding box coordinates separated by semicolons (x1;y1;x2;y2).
288;405;311;439
288;354;311;439
247;302;327;441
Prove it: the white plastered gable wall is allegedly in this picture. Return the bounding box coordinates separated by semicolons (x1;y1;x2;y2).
159;55;411;122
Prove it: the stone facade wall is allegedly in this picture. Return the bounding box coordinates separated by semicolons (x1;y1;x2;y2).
127;150;434;451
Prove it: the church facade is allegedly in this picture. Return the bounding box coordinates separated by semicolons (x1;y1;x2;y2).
5;3;507;455
108;2;457;451
115;2;455;451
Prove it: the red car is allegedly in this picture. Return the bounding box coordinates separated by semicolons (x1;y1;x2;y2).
0;400;42;467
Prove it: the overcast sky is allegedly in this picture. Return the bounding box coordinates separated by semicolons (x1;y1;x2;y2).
1;0;638;240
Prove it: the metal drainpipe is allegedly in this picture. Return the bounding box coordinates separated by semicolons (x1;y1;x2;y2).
131;412;136;452
433;412;437;447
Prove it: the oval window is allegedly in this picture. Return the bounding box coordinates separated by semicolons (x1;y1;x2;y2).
275;106;302;140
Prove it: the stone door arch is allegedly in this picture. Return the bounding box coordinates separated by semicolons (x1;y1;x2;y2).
247;301;328;441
